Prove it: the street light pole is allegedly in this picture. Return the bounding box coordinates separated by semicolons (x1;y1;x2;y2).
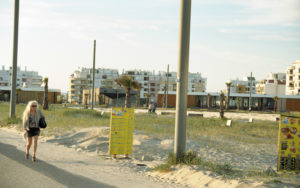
174;0;192;161
249;72;252;111
166;64;169;108
10;0;20;118
91;40;96;110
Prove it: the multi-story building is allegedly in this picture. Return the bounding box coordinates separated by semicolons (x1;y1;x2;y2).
123;70;207;103
256;72;286;95
228;76;258;94
68;67;119;103
286;60;300;95
159;71;207;93
69;67;207;104
0;66;43;88
124;70;162;103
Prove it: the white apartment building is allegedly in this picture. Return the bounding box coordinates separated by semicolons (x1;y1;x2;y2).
158;71;207;93
125;70;162;103
256;73;286;95
229;76;258;94
286;60;300;95
0;66;43;88
124;70;207;103
69;67;119;103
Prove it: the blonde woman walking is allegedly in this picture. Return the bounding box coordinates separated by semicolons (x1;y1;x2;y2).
23;100;44;162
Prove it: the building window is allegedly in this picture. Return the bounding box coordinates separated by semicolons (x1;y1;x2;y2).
151;88;155;92
150;83;155;86
128;72;134;75
102;75;107;79
144;77;149;81
144;88;148;91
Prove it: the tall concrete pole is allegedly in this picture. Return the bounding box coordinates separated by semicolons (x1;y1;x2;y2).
91;40;96;110
10;0;20;118
249;72;252;111
166;64;169;108
174;0;192;160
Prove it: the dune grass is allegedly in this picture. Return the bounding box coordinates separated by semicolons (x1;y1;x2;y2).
0;103;278;144
153;151;283;180
135;113;278;144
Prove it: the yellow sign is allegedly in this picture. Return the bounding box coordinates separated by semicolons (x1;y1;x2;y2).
277;114;300;172
109;108;134;155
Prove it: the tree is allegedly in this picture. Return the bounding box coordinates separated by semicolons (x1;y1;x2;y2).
115;75;141;108
273;96;279;113
226;81;232;110
219;91;225;118
43;77;49;110
207;93;211;109
135;92;141;107
236;97;242;111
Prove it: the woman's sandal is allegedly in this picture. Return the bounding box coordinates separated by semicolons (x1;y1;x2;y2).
25;153;29;159
32;156;36;162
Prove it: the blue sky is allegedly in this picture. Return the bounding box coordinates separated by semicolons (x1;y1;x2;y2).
0;0;299;92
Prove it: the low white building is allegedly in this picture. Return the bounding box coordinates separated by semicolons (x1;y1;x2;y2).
0;66;43;88
286;59;300;95
256;72;286;95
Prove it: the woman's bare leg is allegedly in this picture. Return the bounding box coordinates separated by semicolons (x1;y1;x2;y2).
33;136;38;157
26;137;32;155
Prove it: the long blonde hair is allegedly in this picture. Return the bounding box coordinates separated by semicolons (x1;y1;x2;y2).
23;100;41;124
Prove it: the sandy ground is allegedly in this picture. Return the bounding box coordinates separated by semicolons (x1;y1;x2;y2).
1;108;298;188
2;121;299;188
93;108;280;122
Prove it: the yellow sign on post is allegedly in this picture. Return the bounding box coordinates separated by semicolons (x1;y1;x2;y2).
109;108;134;155
277;114;300;172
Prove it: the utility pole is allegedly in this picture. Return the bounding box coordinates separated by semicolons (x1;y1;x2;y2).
10;0;20;118
166;64;169;108
249;72;252;111
174;0;192;161
91;40;96;110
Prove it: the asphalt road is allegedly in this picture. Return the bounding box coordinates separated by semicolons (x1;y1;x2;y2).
0;129;177;188
0;142;115;188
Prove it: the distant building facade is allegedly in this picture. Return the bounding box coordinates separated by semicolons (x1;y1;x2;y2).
256;72;286;95
0;66;43;88
68;67;119;103
124;70;207;103
228;76;258;94
69;67;207;104
286;60;300;95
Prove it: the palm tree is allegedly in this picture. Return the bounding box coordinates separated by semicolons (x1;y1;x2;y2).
273;96;279;112
226;81;232;110
219;91;225;118
43;77;49;110
115;75;141;108
236;97;242;111
207;93;211;109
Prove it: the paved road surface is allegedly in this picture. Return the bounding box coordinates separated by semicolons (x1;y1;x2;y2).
0;129;180;188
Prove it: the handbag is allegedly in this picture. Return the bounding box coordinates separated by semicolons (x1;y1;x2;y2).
39;117;47;128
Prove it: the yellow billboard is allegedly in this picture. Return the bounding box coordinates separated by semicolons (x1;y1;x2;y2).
109;108;134;155
277;114;300;172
